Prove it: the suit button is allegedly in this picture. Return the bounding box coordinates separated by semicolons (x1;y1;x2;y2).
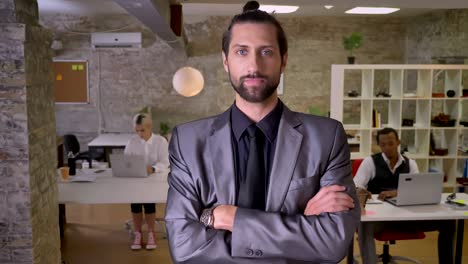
245;249;254;256
255;250;263;257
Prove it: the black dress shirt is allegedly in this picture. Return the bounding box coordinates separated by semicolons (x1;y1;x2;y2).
230;100;283;209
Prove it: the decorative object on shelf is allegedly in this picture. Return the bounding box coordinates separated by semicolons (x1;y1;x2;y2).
347;90;359;97
432;92;445;98
342;32;363;64
372;109;381;128
403;92;417;98
446;90;456;98
462;89;468;97
402;119;414;127
431;113;456;127
456;177;468;186
376;91;391;97
460;121;468;126
433;148;449;156
432;56;467;64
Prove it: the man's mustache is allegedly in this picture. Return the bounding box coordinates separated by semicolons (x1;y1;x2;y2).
240;73;267;81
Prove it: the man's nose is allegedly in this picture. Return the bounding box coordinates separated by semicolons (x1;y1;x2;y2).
246;53;261;74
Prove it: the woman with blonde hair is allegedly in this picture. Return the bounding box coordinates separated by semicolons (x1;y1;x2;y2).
124;113;169;250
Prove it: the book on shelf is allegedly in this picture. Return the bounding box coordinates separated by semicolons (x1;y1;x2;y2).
372;109;382;128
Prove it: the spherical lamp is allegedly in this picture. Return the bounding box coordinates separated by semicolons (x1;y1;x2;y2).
172;66;204;97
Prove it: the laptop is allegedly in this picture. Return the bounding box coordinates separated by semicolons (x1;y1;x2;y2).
110;154;148;178
385;172;443;206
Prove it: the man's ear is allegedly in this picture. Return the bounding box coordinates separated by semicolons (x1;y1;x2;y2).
280;53;288;73
222;52;229;73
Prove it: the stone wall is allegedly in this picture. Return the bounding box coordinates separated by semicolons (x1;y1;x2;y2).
40;13;406;147
406;9;468;121
0;0;60;263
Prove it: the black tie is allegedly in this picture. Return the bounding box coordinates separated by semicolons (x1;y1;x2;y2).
238;125;266;210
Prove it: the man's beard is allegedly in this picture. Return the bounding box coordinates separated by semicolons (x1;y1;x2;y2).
229;72;280;103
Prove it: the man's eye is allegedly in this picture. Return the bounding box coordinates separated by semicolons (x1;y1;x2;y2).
236;49;247;55
261;49;273;56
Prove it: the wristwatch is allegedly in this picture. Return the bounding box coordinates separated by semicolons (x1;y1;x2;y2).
200;207;216;228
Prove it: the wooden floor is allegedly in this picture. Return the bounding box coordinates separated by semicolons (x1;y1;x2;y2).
60;204;468;264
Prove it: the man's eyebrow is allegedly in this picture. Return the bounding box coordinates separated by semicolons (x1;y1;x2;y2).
231;44;276;49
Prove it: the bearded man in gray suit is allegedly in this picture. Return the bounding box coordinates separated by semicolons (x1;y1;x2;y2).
165;2;360;263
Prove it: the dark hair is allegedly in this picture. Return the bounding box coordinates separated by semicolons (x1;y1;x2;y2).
135;114;144;125
376;127;399;144
222;1;288;59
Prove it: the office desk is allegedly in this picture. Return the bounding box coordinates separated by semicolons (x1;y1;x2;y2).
58;168;169;236
348;193;468;264
88;133;133;147
58;168;169;204
87;133;133;162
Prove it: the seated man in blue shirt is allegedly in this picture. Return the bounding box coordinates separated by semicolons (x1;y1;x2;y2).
354;127;455;264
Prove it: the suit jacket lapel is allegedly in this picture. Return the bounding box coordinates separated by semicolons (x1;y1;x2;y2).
207;108;237;205
266;107;303;212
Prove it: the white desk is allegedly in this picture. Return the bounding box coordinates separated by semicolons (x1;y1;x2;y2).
362;193;468;222
347;193;468;264
58;168;169;204
87;133;133;162
88;133;133;147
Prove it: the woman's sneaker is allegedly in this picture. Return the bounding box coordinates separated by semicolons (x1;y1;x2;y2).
131;231;142;250
146;232;157;250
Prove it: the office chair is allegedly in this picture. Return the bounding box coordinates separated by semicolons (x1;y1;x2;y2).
63;134;103;168
374;229;425;264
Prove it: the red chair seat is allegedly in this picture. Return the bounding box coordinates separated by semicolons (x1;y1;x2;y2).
375;230;426;241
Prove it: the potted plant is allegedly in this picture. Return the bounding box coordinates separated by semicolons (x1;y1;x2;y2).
159;122;171;141
343;32;363;64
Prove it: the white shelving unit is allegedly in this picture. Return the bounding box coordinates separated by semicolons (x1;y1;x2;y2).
331;64;468;190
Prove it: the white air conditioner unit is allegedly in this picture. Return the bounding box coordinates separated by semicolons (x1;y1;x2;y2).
91;32;142;48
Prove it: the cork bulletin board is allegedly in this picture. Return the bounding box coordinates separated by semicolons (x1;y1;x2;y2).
53;60;89;103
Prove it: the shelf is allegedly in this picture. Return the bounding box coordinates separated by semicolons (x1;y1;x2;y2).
331;64;468;181
443;182;456;189
428;155;458;159
347;139;360;144
400;126;430;130
402;97;432;100
350;152;367;160
343;124;367;130
372;97;401;100
405;153;429;159
343;97;365;101
431;98;459;101
430;127;458;130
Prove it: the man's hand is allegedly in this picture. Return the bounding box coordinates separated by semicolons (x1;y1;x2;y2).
146;166;155;174
304;185;355;216
378;190;397;200
212;205;237;232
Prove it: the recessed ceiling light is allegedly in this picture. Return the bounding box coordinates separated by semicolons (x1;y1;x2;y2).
324;5;334;10
259;5;299;14
345;7;400;14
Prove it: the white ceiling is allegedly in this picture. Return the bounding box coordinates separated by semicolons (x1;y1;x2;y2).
37;0;468;17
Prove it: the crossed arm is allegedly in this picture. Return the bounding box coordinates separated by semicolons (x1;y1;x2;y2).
165;127;360;264
213;185;355;232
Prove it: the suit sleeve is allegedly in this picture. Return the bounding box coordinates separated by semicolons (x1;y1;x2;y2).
231;122;360;263
165;128;274;264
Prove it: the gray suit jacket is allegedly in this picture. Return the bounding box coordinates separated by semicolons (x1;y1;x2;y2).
165;105;360;264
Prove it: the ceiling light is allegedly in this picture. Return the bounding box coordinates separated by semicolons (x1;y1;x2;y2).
259;5;299;14
324;5;334;10
345;7;400;15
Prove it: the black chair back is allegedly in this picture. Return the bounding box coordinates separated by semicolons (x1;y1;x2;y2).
63;134;81;155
